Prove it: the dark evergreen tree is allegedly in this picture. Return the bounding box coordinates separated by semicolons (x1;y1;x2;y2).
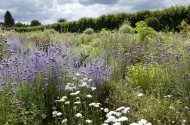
4;10;15;26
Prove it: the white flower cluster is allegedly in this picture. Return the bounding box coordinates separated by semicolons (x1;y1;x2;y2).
52;75;151;125
76;113;83;118
56;96;67;102
89;102;101;108
70;91;80;96
52;111;62;117
130;119;152;125
65;83;77;91
103;106;130;124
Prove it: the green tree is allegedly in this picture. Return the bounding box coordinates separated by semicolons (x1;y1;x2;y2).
31;20;41;26
4;10;15;26
58;18;67;23
15;22;25;27
145;17;160;31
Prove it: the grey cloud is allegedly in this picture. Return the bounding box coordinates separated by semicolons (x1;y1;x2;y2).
118;0;165;11
56;0;75;5
132;1;165;10
78;0;118;5
0;0;53;23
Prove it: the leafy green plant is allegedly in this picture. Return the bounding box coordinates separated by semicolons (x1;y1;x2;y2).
131;21;156;42
119;24;133;33
83;28;94;35
177;19;190;36
126;63;161;91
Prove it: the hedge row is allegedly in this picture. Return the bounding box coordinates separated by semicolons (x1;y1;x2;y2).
4;4;190;33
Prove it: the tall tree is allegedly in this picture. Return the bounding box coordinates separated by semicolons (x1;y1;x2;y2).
4;10;15;26
31;20;41;26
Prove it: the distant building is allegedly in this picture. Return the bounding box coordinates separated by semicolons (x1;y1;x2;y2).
0;22;5;26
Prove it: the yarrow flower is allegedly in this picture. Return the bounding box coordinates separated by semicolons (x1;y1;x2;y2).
76;113;82;118
105;116;116;123
130;119;152;125
65;83;77;91
75;73;80;76
86;94;92;98
70;91;80;96
82;78;88;81
121;107;130;114
89;102;101;108
52;111;62;117
113;122;121;125
91;87;96;91
65;101;70;105
62;118;67;123
116;106;126;112
74;101;81;104
104;108;109;113
85;119;92;124
79;82;88;87
88;79;93;82
117;116;128;122
138;93;143;97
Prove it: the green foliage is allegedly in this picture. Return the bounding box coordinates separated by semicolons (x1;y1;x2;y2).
31;20;41;26
126;63;161;91
4;10;15;26
122;20;131;25
51;23;62;32
15;22;26;27
177;19;190;36
119;24;133;33
131;21;156;42
105;81;189;125
100;28;109;33
145;17;160;31
83;28;94;35
57;18;67;23
80;34;94;45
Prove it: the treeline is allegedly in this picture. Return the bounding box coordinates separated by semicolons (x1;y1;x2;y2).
4;4;190;33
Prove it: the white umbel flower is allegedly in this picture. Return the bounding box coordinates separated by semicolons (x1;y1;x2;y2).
86;94;92;98
62;118;67;123
85;119;92;123
75;73;80;76
76;113;82;118
70;91;80;96
138;93;143;97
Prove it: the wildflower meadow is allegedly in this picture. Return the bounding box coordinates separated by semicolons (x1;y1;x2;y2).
0;18;190;125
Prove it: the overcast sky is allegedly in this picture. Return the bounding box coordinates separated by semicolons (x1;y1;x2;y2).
0;0;190;24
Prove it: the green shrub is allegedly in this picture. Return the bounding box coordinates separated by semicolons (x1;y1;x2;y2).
119;24;132;33
100;28;110;33
83;28;94;35
80;34;94;45
131;21;156;42
177;19;190;36
126;63;161;91
145;17;160;31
